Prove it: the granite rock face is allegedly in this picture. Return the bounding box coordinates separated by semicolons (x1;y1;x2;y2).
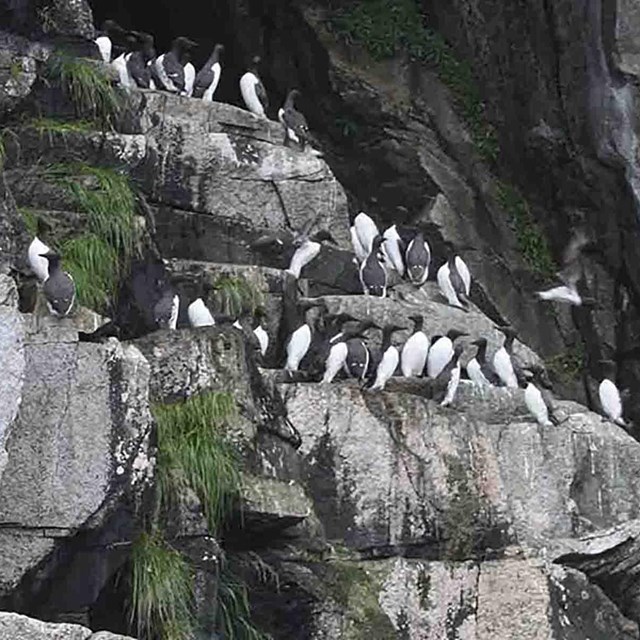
0;612;134;640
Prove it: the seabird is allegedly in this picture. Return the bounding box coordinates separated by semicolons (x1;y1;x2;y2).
94;19;125;63
286;230;337;279
308;311;357;380
437;254;471;309
111;31;138;88
401;314;430;377
340;320;379;382
427;329;468;378
359;235;387;297
382;225;406;277
405;231;431;286
28;223;52;282
240;56;269;117
154;287;180;330
322;339;349;384
183;51;196;97
252;308;269;357
598;359;626;426
40;252;75;317
284;299;325;373
370;323;406;390
126;31;156;89
433;343;464;406
351;225;368;264
353;212;380;255
278;89;311;150
524;370;559;426
536;229;595;306
155;37;198;94
492;325;519;388
193;44;224;101
187;297;215;327
467;338;502;387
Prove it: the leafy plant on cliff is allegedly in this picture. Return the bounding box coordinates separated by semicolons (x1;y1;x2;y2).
212;274;265;319
495;181;556;278
41;162;138;310
330;0;498;161
545;343;585;384
45;51;122;126
130;531;195;640
153;391;242;535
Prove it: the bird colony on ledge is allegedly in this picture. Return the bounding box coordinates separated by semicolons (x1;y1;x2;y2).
24;18;629;439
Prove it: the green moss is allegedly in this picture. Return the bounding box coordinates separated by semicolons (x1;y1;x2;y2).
330;0;498;161
130;531;195;640
25;117;97;136
45;51;122;126
324;560;397;639
442;457;483;562
495;181;556;279
212;274;264;318
153;392;242;535
9;60;22;80
545;343;585;384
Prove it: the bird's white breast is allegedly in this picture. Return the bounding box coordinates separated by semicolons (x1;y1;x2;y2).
599;378;622;421
253;325;269;356
373;346;400;390
354;212;379;254
28;237;51;281
466;358;489;387
492;347;517;388
427;337;453;378
240;72;265;116
401;332;430;377
382;226;405;276
525;382;550;426
183;62;196;96
286;324;312;370
95;36;112;62
188;298;215;327
323;341;349;383
455;256;471;295
286;241;321;279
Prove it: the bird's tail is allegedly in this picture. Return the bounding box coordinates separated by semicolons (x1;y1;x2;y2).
615;417;627;427
549;412;560;426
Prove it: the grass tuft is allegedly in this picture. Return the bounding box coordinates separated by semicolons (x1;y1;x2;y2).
41;162;138;311
130;531;195;640
330;0;498;161
545;343;585;384
212;275;264;319
154;392;242;535
495;181;556;278
19;207;40;237
62;233;120;310
46;51;122;126
25;117;97;136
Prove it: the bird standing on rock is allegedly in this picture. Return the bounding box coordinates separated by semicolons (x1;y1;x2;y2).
405;231;431;286
598;360;626;427
155;37;198;94
126;31;156;89
240;56;269;117
382;225;406;277
427;329;468;379
278;89;311;150
94;19;125;63
40;252;75;317
434;342;465;406
467;337;502;387
154;286;180;330
194;44;224;101
524;370;559;426
401;315;430;378
353;212;379;257
284;298;325;374
370;323;406;391
492;325;519;388
28;220;52;282
111;31;138;88
359;235;387;297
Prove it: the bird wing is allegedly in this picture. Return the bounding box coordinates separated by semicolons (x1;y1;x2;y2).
558;229;589;286
283;108;310;141
454;256;471;295
193;67;213;97
255;78;269;110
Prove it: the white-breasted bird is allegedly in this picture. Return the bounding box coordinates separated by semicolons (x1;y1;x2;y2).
284;299;325;373
523;371;559;426
28;233;52;282
359;235;387;297
401;315;430;377
370;323;406;391
40;252;75;317
252;308;269;357
467;337;502;387
94;19;125;63
598;360;626;426
155;288;180;330
381;225;406;276
405;231;431;286
492;325;519;388
193;44;224;101
353;212;380;255
426;329;468;378
286;230;337;279
240;56;269;117
278;89;311;150
437;254;471;309
433;343;465;407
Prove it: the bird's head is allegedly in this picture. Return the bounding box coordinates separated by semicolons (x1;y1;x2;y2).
356;319;381;333
103;19;124;34
408;314;423;328
447;328;469;342
385;323;407;334
470;337;487;349
495;324;517;339
174;36;198;51
312;230;338;245
453;343;465;358
214;43;225;55
371;234;385;251
430;334;443;345
39;251;61;267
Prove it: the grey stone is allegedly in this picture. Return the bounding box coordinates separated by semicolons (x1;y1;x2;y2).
616;0;640;76
0;612;136;639
0;319;153;594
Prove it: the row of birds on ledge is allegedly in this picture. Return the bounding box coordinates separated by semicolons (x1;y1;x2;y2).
92;20;310;149
26;219;626;434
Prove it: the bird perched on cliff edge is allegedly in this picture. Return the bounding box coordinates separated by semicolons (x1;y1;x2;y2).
240;56;269;117
598;359;626;427
278;89;311;150
194;44;224;101
94;19;125;63
40;252;75;317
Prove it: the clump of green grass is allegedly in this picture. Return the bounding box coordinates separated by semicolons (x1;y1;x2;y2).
19;207;40;237
212;275;264;319
46;51;122;126
62;234;120;310
330;0;498;161
130;531;195;640
25;117;97;137
40;162;137;311
496;181;556;278
154;392;242;534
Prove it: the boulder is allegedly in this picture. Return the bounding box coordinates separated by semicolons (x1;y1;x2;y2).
0;612;134;640
0;305;153;599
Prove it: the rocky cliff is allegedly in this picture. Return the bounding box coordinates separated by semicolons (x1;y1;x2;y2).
2;0;640;638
